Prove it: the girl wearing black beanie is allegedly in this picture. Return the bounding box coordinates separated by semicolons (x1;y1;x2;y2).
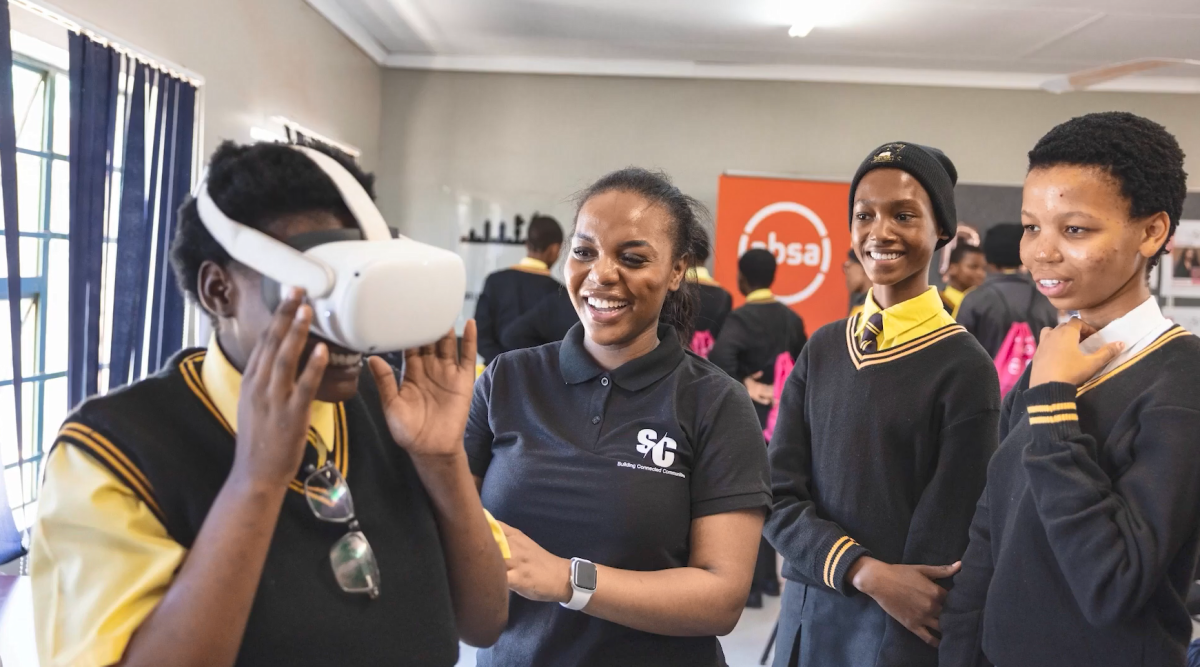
763;142;1000;667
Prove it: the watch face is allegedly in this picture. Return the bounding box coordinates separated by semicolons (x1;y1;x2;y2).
573;560;597;591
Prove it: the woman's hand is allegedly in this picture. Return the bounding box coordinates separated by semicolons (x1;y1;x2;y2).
233;288;328;488
850;556;960;647
498;521;572;604
370;321;478;460
1029;318;1124;388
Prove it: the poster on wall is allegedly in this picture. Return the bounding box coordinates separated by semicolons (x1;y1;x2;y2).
1162;220;1200;297
714;174;852;332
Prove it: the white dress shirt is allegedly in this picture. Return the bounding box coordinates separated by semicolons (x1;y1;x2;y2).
1078;296;1173;380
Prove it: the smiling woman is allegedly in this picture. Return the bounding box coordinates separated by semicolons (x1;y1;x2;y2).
466;168;773;667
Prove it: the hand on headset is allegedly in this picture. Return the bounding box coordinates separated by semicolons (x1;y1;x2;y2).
234;288;330;488
368;320;478;460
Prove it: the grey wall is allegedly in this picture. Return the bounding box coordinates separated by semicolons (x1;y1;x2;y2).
377;69;1200;250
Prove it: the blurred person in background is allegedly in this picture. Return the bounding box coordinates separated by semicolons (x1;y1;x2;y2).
957;223;1058;358
475;214;564;364
940;242;986;318
687;238;733;358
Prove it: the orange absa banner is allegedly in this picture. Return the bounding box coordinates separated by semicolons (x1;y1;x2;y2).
714;174;852;333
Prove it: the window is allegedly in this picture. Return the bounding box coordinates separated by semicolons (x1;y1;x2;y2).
0;57;71;532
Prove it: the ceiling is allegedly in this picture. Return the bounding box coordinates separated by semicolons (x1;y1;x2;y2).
306;0;1200;92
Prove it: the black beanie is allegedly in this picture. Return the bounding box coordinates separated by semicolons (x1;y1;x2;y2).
849;142;959;249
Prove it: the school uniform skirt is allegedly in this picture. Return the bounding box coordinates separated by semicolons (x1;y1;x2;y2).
775;579;934;667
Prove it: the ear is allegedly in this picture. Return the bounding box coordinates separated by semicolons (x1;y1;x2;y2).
1138;211;1171;260
667;256;689;292
197;260;239;320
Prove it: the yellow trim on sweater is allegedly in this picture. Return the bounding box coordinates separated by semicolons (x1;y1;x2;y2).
1027;403;1077;415
1029;413;1080;425
1077;326;1192;397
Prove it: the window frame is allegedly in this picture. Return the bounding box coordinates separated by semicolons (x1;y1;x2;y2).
1;54;70;530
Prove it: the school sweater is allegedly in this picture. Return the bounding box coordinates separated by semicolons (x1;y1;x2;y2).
47;350;461;666
499;287;577;351
709;295;806;426
475;260;561;363
764;316;1000;667
940;326;1200;667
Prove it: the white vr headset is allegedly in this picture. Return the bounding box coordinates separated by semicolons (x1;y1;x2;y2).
194;145;466;354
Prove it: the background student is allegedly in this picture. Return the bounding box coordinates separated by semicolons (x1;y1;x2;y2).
956;223;1058;357
709;247;807;607
940;243;986;318
941;112;1200;667
688;239;734;358
28;142;508;667
710;248;807;431
844;250;871;318
475;214;564;364
467;168;772;667
765;142;999;667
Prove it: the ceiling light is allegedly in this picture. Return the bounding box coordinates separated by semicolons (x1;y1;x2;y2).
250;126;285;143
788;21;815;38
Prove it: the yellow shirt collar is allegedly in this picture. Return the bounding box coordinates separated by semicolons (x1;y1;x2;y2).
201;337;337;464
517;257;549;271
855;286;956;351
745;289;775;303
687;266;717;285
942;286;965;305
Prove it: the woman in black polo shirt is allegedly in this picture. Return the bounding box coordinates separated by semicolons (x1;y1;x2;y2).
466;168;772;666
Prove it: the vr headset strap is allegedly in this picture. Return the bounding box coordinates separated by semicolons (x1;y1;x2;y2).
195;187;335;297
293;147;392;242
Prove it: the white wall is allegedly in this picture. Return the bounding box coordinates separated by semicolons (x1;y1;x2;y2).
377;69;1200;249
45;0;383;167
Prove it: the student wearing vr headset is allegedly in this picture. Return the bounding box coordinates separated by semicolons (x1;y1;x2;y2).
29;141;508;667
466;168;772;666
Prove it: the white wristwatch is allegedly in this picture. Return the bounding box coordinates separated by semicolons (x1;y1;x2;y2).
561;557;597;611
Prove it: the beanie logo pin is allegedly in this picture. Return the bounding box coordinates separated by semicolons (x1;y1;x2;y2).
872;143;906;163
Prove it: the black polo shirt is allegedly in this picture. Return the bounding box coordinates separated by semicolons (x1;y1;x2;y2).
466;324;771;667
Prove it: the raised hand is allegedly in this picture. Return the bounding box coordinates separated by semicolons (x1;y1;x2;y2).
369;320;478;460
233;288;329;487
1029;318;1124;388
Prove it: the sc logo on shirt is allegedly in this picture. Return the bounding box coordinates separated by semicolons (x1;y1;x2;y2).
637;429;677;468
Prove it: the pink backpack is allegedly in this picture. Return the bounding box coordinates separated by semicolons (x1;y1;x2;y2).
763;352;795;442
994;321;1037;396
992;285;1041;395
691;330;715;359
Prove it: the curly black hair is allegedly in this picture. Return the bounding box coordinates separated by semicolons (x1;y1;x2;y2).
1028;111;1187;268
170;140;376;307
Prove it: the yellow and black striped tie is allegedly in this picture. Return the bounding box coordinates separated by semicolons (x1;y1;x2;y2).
860;312;884;353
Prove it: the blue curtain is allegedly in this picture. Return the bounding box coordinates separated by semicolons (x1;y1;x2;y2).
105;63;147;387
0;0;26;563
67;33;119;408
145;75;195;375
71;34;197;396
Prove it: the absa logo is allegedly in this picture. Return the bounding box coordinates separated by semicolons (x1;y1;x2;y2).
737;202;832;305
